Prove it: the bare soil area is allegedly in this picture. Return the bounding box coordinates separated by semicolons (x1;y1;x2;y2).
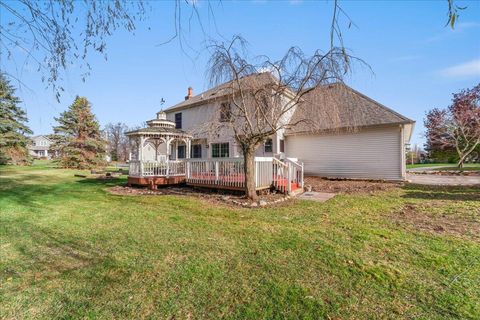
304;176;401;194
391;203;480;241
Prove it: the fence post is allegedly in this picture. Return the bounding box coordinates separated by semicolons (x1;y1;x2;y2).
166;160;170;178
140;161;144;177
215;161;219;183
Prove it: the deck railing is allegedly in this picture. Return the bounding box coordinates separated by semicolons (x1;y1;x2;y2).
186;158;246;189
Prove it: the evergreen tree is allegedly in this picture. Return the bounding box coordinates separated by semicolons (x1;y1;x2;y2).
51;96;106;169
0;73;33;165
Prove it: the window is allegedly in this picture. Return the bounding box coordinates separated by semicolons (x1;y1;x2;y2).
279;139;285;153
191;144;202;158
264;138;273;153
177;145;186;159
219;102;231;122
175;113;182;129
211;143;229;158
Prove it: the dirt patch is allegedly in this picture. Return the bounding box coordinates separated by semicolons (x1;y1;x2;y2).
391;203;480;241
304;176;400;194
107;185;291;208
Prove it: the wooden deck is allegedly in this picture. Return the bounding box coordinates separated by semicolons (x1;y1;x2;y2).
127;175;186;189
127;158;304;194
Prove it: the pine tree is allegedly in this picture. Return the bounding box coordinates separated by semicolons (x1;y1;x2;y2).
51;96;106;169
0;73;33;165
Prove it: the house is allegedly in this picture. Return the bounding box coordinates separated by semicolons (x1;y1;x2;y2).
126;73;414;192
27;135;55;159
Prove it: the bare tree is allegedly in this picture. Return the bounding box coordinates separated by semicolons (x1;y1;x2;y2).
424;84;480;168
200;36;363;199
104;122;129;162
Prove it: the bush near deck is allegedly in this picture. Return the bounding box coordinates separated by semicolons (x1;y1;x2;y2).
1;161;479;319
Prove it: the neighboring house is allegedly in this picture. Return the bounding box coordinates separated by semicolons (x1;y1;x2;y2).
159;80;414;181
27;135;54;159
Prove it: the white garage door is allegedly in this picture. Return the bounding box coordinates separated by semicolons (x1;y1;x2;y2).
285;126;403;180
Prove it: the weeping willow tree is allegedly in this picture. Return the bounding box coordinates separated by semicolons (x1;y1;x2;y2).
199;36;365;199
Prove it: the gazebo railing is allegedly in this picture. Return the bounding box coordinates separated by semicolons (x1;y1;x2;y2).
129;160;185;177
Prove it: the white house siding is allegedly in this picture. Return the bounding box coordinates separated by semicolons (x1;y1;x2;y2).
285;126;405;180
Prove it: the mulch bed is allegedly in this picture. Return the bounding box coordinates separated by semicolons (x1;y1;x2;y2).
304;176;401;194
107;185;291;208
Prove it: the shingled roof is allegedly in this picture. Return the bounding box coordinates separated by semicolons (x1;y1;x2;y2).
163;72;280;113
286;83;414;135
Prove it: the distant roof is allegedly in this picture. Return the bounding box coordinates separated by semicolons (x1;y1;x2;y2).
286;83;414;134
31;135;52;141
163;72;280;113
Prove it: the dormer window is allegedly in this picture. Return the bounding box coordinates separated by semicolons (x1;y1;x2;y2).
219;102;231;122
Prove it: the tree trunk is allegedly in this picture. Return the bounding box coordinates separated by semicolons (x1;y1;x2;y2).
243;148;257;200
458;156;465;168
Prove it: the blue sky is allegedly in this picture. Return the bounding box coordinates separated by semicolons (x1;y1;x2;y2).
2;0;480;147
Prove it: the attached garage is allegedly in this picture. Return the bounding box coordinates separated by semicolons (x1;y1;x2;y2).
285;83;415;181
286;126;405;180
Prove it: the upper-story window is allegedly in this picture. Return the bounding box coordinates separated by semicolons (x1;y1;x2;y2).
264;138;273;153
279;139;285;153
175;113;182;129
219;102;231;122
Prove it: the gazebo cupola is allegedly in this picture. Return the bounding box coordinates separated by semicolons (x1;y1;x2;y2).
146;111;176;128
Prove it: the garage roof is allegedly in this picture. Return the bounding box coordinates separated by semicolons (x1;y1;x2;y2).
286;83;414;135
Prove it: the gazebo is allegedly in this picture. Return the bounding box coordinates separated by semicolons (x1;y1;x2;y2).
125;112;192;188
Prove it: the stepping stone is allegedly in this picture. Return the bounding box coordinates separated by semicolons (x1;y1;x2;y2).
298;192;336;202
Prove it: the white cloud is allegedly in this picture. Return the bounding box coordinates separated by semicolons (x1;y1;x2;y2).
439;59;480;78
390;55;421;62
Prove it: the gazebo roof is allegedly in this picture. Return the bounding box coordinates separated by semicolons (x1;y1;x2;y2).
125;111;192;139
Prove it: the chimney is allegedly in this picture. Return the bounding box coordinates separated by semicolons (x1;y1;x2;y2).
185;86;193;100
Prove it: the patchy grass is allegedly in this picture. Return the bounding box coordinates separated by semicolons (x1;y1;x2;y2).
1;162;479;319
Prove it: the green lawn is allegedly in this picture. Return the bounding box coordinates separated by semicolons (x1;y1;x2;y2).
406;163;480;170
1;162;479;319
406;163;453;169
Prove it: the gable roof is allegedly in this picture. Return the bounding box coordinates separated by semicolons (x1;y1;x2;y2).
286;83;414;135
163;72;281;113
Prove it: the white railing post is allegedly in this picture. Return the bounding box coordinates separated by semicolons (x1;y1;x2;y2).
287;162;292;194
215;161;219;182
166;160;170;177
140;161;144;177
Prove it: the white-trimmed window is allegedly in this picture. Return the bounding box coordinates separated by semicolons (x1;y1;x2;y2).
191;144;202;158
211;143;229;158
264;138;273;153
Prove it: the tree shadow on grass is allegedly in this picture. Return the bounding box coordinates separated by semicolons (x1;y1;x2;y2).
401;184;480;201
1;217;110;287
0;174;125;208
